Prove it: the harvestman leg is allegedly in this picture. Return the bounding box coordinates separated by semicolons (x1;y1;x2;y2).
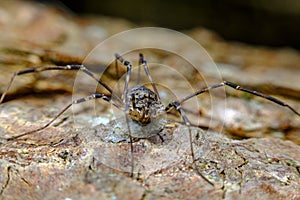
114;53;161;177
114;53;136;177
0;65;123;104
179;81;300;117
5;93;122;141
131;53;213;184
0;64;124;140
115;53;160;100
138;53;161;99
165;101;214;186
165;80;300;186
137;53;142;85
115;53;132;104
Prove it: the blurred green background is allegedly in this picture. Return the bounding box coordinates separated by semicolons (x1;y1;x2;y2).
47;0;300;49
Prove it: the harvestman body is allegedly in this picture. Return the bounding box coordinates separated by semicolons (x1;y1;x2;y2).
1;53;300;186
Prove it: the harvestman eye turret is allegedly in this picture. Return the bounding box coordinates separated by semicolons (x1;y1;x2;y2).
1;53;300;186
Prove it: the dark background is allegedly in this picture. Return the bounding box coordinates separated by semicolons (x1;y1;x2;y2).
40;0;300;49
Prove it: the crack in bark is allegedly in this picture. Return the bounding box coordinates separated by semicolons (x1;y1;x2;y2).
234;151;249;194
14;167;30;186
296;166;300;175
139;190;148;200
218;147;250;199
6;138;65;148
218;170;226;199
264;152;299;185
0;165;30;196
0;166;11;195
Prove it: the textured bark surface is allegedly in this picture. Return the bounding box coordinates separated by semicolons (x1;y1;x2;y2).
0;1;300;199
0;108;300;199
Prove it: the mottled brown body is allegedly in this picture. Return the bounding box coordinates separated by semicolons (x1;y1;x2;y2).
127;85;165;124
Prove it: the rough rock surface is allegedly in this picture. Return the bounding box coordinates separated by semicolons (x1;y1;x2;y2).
1;102;300;200
0;1;300;200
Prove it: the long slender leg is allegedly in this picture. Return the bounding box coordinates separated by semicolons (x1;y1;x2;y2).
165;101;214;186
114;53;135;177
5;93;121;141
115;55;120;78
115;53;132;105
124;114;135;177
0;65;123;104
179;81;300;117
115;53;159;177
137;54;142;85
115;53;134;177
139;53;161;100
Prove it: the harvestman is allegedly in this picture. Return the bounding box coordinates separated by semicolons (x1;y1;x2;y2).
1;53;300;186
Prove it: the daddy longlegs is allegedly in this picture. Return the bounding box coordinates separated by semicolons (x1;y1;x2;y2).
1;53;300;186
